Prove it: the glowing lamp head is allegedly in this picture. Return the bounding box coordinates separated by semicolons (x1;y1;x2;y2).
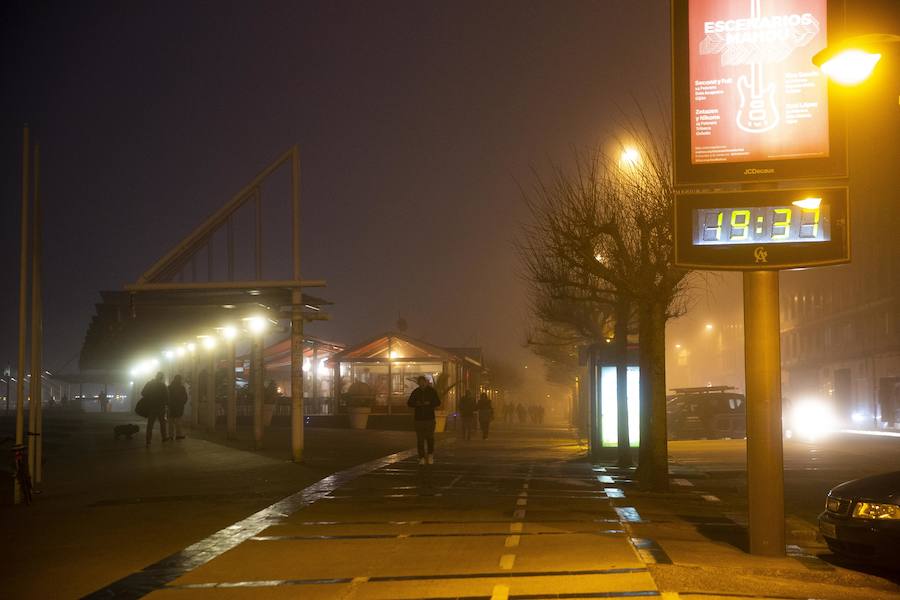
705;323;714;332
620;147;641;167
175;347;186;358
819;49;881;85
793;197;822;210
186;342;197;353
200;336;217;351
163;349;175;361
246;316;268;335
221;325;238;341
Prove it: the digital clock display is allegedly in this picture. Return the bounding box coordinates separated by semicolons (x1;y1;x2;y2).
693;203;830;246
674;188;848;270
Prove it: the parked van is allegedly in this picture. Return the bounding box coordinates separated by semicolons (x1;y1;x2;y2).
667;386;746;440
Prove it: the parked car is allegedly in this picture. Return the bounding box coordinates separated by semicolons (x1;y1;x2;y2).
818;470;900;562
667;386;746;440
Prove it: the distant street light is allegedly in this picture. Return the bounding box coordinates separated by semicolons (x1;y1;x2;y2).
245;315;268;335
813;33;900;86
220;325;238;341
199;336;217;351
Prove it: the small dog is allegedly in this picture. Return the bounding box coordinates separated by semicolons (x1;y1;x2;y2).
114;423;140;440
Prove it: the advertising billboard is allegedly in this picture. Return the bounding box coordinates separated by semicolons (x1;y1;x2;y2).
672;0;846;185
673;187;849;269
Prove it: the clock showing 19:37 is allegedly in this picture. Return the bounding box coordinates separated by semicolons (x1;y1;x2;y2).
693;197;830;246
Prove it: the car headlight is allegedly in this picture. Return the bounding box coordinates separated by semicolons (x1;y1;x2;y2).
852;501;900;520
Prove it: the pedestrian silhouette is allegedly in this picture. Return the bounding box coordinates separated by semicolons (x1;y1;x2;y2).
477;393;493;439
141;372;169;446
407;376;441;465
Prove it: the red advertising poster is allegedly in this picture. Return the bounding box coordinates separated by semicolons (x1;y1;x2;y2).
689;0;829;165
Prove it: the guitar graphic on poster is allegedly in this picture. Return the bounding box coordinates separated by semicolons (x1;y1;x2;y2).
736;0;779;133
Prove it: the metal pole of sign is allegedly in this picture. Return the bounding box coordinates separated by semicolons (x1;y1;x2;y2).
743;269;786;556
30;142;44;484
15;127;30;504
289;146;304;463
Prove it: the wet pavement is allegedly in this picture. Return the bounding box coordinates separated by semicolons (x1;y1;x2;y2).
96;427;658;599
5;416;899;599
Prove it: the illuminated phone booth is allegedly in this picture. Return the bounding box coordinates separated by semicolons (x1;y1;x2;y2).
586;344;640;461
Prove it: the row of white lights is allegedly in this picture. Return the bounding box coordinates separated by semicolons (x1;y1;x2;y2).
130;315;271;378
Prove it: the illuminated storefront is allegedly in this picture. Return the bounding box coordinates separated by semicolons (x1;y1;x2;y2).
259;336;345;415
329;332;484;415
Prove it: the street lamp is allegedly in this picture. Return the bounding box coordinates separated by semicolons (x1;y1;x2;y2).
244;315;268;448
619;146;641;168
813;33;900;86
218;324;239;438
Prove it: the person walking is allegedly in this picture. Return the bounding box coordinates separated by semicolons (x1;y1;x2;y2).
459;391;477;441
407;375;441;465
141;372;169;446
477;392;493;440
167;374;189;440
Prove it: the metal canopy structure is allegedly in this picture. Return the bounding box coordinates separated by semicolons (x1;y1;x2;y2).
80;145;324;462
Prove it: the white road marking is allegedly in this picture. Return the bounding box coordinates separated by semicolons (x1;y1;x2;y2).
351;577;370;583
505;535;520;548
516;498;527;506
597;475;615;484
671;478;693;487
510;522;523;533
499;554;516;569
604;487;625;498
491;584;510;600
840;429;900;438
701;494;721;502
513;509;526;519
523;483;529;489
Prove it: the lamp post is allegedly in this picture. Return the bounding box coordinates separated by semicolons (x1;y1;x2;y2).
220;325;238;439
186;342;198;426
246;316;268;449
200;336;218;433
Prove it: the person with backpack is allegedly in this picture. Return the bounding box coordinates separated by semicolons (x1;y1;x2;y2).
139;372;169;447
167;374;188;440
407;376;441;465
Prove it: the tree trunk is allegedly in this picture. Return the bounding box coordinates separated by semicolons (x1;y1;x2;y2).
635;299;670;491
636;302;654;488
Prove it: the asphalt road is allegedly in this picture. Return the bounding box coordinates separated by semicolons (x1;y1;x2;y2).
668;432;900;525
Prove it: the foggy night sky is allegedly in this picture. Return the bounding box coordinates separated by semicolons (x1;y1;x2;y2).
1;1;672;384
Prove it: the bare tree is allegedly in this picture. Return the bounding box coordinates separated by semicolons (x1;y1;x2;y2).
518;118;690;491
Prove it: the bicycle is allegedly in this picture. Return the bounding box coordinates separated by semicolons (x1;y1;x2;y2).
2;434;36;505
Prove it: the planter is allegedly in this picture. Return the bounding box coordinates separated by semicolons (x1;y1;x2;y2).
349;406;372;430
434;410;448;433
262;403;276;426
